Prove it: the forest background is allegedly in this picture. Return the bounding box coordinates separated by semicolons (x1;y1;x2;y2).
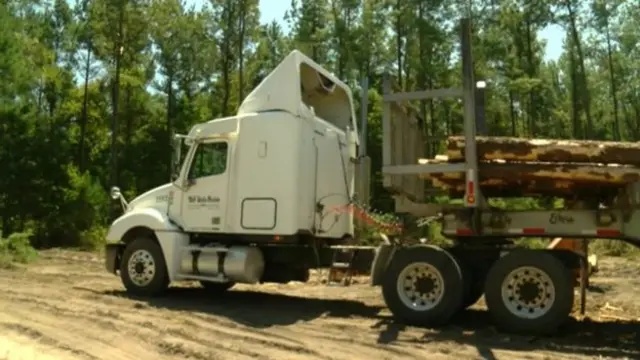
0;0;638;261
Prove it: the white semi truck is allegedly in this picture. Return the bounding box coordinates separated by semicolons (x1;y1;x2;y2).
105;49;369;292
105;18;640;336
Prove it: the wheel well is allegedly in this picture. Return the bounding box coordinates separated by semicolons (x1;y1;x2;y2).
121;226;159;245
113;227;160;273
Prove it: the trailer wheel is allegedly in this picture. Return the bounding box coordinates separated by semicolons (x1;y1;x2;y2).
382;245;464;326
200;281;235;293
119;237;169;297
484;250;574;335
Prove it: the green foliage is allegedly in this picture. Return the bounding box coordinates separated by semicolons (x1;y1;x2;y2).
27;165;110;249
79;225;109;252
355;210;404;245
0;232;38;268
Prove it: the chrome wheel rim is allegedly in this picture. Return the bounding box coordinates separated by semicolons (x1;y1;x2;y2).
501;266;556;319
396;262;445;311
127;249;156;287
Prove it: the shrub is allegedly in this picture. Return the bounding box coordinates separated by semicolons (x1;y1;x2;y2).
79;225;108;251
0;231;38;268
590;239;640;258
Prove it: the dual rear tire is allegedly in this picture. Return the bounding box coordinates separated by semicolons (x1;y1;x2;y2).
381;246;575;335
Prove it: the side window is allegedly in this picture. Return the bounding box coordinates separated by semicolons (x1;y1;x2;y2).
188;142;228;179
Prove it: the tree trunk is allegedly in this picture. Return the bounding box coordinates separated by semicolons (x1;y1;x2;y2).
237;0;245;103
568;42;580;139
110;4;124;191
78;44;92;172
166;72;174;175
605;20;620;141
566;1;593;139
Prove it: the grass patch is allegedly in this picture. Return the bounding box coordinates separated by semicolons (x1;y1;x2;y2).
0;232;38;269
590;239;640;258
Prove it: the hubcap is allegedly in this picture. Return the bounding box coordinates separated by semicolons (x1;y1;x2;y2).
396;262;445;311
501;266;555;319
127;249;156;287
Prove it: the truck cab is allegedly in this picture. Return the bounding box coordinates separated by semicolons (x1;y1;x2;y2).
104;50;364;296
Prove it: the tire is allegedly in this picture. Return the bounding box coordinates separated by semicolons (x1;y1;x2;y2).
119;237;169;297
484;250;574;335
200;281;235;293
382;245;464;327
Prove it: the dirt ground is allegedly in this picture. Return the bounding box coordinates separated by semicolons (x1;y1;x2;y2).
0;250;639;360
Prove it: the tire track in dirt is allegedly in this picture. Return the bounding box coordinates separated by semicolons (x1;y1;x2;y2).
1;283;332;359
0;284;331;358
0;322;98;360
0;292;295;360
2;281;415;360
0;308;157;360
0;264;438;360
1;250;639;360
0;298;242;360
0;265;391;355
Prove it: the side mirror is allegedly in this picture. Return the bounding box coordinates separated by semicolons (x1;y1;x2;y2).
110;186;121;200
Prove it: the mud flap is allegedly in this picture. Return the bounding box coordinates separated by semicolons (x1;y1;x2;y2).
105;244;122;274
370;244;395;286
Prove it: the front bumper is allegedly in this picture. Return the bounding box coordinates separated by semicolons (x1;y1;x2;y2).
105;243;123;274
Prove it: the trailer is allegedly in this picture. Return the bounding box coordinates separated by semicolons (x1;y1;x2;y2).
104;17;639;337
374;17;640;335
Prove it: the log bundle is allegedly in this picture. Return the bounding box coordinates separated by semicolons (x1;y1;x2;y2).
446;136;640;165
419;136;640;198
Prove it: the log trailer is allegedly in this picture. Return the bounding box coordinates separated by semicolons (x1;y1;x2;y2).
104;18;640;336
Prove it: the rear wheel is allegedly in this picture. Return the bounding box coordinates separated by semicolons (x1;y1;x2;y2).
484;250;574;335
382;245;464;327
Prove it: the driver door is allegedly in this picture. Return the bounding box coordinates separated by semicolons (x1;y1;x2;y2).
181;140;230;232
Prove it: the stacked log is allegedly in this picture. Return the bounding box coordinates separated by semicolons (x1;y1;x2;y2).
446;136;640;165
418;136;640;197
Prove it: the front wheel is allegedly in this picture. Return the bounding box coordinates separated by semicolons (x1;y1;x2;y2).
484;250;574;335
382;245;464;327
119;237;169;297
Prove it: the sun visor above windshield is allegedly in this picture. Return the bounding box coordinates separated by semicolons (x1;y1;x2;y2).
237;50;358;137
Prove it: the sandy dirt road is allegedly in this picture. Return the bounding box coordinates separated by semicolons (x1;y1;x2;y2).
0;249;639;360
